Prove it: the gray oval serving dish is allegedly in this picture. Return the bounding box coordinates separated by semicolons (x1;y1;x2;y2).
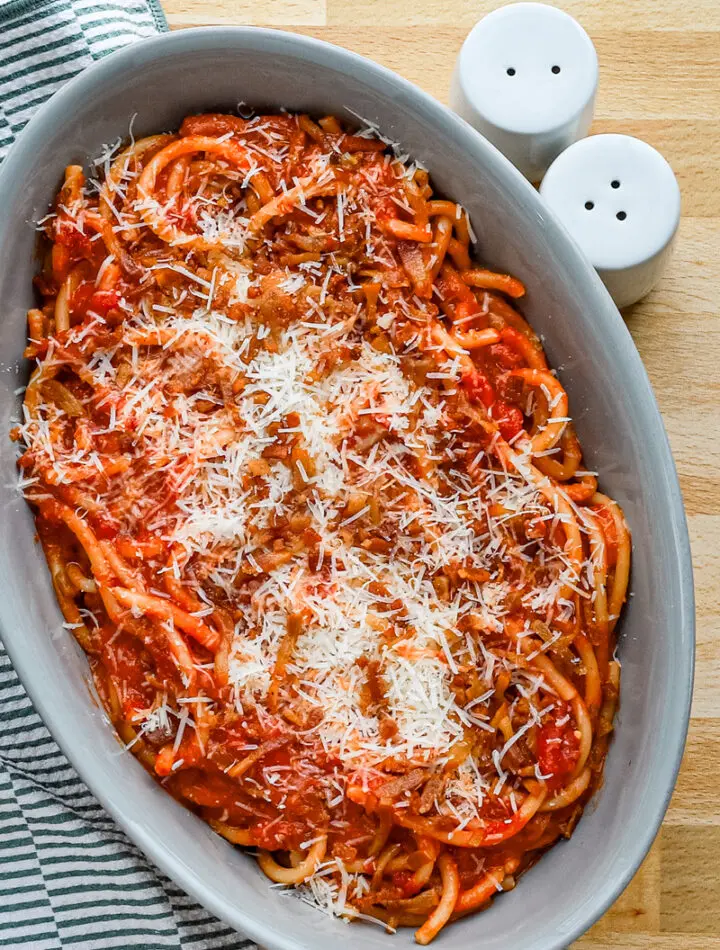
0;26;694;950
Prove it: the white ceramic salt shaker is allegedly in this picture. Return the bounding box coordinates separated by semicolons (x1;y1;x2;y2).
539;134;681;309
450;3;598;182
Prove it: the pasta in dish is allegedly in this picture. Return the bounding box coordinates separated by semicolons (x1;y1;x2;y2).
13;111;629;944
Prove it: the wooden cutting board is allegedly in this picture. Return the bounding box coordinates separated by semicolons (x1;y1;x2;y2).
160;2;720;945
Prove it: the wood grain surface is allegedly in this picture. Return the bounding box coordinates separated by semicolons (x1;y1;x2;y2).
161;1;719;945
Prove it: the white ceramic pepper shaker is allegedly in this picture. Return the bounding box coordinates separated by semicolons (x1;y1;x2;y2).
450;2;598;182
539;134;681;309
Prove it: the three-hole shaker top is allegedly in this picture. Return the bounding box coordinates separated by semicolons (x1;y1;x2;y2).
540;134;681;307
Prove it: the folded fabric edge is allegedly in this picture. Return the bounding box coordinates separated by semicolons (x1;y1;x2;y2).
146;0;170;33
0;0;169;31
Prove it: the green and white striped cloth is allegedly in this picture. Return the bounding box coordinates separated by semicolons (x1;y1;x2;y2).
0;3;255;947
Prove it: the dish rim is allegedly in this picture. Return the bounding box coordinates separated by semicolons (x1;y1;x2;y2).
0;24;695;950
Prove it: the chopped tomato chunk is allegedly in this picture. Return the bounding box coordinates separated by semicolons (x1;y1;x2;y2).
537;704;580;790
54;217;92;257
392;870;422;897
88;289;121;314
462;368;495;407
489;342;525;370
492;400;524;441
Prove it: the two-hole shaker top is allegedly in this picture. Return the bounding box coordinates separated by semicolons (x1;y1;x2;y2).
451;2;598;182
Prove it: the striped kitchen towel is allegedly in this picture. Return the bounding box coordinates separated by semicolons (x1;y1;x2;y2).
0;0;166;160
0;2;256;947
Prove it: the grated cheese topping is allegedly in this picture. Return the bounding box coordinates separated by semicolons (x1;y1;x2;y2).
13;112;620;932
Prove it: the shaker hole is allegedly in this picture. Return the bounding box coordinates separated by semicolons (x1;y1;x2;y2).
611;179;621;188
584;201;594;210
551;65;561;74
506;67;516;76
616;210;627;221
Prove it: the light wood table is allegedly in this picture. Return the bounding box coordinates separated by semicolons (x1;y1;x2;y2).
161;1;719;945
